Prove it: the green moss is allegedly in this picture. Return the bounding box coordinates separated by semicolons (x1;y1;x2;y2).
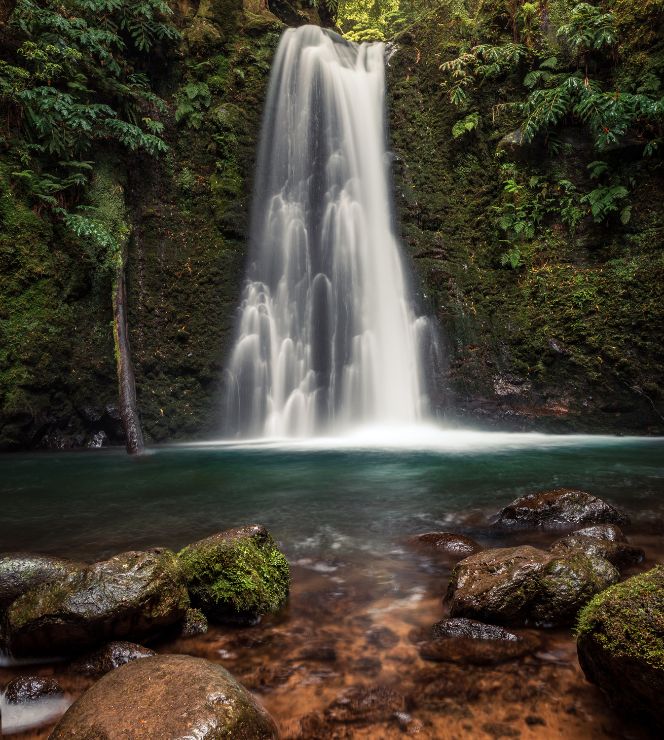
576;566;664;670
177;528;290;622
387;4;664;432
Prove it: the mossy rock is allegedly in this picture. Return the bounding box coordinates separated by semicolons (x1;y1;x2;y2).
177;524;290;624
577;566;664;730
6;549;190;657
448;545;619;627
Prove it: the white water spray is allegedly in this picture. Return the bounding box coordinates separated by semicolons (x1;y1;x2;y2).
225;25;432;437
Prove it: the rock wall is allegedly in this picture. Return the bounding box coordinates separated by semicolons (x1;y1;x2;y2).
387;4;664;434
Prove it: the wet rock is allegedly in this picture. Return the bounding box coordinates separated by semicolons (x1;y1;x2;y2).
178;525;290;625
530;552;619;626
180;606;209;637
50;654;279;739
6;549;189;657
4;676;64;704
298;642;337;662
351;656;382;677
0;553;83;608
366;626;399;649
431;617;523;641
408;532;482;559
577;566;664;730
325;684;407;724
550;533;644;570
573;524;627;542
86;430;108;448
419;618;540;665
496;488;628;529
70;641;156;677
447;546;619;627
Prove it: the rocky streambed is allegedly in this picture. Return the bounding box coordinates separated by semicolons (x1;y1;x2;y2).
0;488;662;738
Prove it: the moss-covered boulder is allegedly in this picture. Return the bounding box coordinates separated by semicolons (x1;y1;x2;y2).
178;524;290;624
5;549;189;657
0;553;83;608
50;654;279;739
577;566;664;730
447;545;619;627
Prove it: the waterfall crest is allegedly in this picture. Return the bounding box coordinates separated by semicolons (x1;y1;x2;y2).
225;25;431;437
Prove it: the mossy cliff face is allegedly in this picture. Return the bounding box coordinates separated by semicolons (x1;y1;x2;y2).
0;166;120;450
125;0;332;443
0;1;325;449
387;2;664;433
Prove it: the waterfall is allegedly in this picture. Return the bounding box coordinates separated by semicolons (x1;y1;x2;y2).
225;25;432;438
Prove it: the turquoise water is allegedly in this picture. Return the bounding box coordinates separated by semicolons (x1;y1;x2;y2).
1;434;663;560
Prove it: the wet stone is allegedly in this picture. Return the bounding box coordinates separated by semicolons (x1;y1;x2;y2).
298;642;337;662
573;524;627;542
366;625;399;648
325;685;408;724
549;533;644;570
496;488;628;529
4;676;64;704
419;618;540;665
69;641;156;678
408;532;483;559
50;655;279;739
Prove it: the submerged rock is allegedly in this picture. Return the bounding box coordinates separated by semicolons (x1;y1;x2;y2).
4;676;64;704
178;525;290;625
6;549;189;657
577;566;664;730
408;532;482;559
496;488;628;529
550;533;644;570
50;654;279;739
0;554;82;608
447;545;619;627
419;617;540;665
70;641;156;678
325;684;407;724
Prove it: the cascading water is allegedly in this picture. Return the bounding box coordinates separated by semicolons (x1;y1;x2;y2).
225;25;433;438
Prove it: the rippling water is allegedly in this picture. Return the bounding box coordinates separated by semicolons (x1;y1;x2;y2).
1;432;662;560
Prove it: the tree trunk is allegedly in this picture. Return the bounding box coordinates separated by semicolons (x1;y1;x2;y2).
112;247;145;455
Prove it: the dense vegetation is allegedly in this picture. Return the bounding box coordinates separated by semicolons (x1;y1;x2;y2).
0;0;662;449
388;0;664;429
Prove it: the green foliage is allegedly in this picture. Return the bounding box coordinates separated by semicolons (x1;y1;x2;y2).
0;0;177;248
493;164;584;266
175;82;212;130
441;42;529;106
452;111;479;138
557;2;617;55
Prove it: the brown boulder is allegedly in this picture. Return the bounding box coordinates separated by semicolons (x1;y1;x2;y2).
50;654;279;739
